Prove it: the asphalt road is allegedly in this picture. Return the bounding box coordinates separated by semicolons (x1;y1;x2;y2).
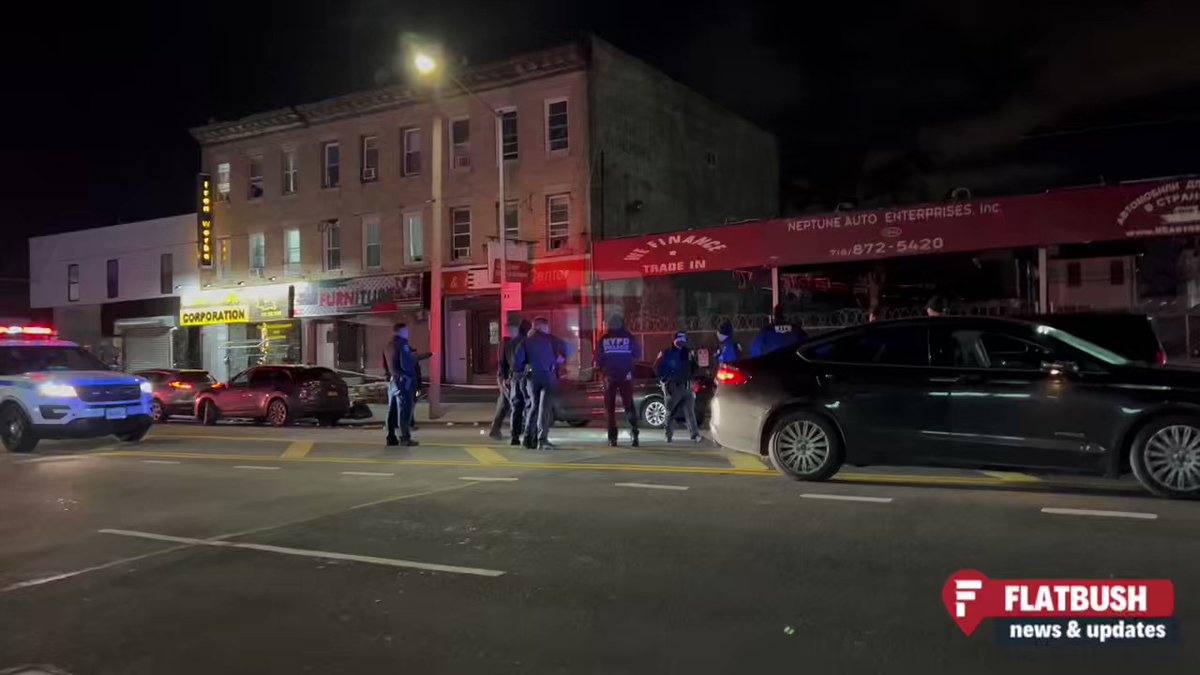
1;423;1197;674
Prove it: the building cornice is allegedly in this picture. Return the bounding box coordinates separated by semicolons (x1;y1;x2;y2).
190;42;587;147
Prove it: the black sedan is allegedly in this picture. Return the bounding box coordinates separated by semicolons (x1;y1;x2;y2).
555;362;713;429
711;316;1200;498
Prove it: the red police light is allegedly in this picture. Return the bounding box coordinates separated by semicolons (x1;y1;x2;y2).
0;325;56;337
715;365;749;385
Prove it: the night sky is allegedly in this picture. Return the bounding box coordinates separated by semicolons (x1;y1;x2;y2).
3;0;1198;274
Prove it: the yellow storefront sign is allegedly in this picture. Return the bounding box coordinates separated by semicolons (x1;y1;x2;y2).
180;306;250;326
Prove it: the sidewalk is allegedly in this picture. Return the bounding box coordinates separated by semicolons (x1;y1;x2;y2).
345;401;496;426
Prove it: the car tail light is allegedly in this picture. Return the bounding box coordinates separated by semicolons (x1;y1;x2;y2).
168;381;193;390
692;383;702;394
1157;350;1167;366
715;365;749;386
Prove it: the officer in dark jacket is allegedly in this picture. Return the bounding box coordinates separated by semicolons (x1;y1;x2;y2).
750;305;806;357
385;322;418;447
514;317;573;450
596;314;641;447
489;318;531;442
654;331;701;443
715;320;741;371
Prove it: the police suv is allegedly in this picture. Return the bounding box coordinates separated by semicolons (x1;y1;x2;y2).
0;326;153;452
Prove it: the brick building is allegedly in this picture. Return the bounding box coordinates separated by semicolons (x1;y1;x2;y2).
189;36;777;383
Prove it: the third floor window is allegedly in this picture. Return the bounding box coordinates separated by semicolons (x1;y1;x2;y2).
361;135;379;182
248;156;264;200
451;207;471;260
547;99;569;152
323;141;340;188
281;150;298;194
451;119;471;170
403;127;421;177
501;109;518;161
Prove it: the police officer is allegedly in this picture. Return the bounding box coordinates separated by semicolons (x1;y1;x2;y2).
750;305;807;357
715;320;741;371
489;318;532;443
514;317;573;450
385;322;419;447
597;314;641;447
655;331;701;443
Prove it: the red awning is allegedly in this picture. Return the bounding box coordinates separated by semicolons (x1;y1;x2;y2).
593;178;1200;278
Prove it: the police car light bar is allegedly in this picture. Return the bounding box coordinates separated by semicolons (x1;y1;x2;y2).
0;326;56;336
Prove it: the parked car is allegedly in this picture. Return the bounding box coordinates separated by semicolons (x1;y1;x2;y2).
711;316;1200;499
555;362;714;429
1018;312;1165;364
194;365;350;427
134;369;216;422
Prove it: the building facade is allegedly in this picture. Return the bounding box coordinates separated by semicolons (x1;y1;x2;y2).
189;37;778;383
29;214;200;371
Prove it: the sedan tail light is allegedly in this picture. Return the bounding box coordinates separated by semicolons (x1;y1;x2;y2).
1156;349;1167;366
168;381;193;390
715;365;749;386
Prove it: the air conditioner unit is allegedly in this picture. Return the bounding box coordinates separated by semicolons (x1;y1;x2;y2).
362;167;377;181
454;154;471;169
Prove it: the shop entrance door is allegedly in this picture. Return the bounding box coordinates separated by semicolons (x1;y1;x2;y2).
316;322;336;369
446;310;469;383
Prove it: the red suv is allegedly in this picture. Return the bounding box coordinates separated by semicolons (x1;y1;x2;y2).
194;365;350;427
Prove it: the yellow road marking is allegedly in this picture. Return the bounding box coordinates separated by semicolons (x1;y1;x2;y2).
725;452;766;471
981;471;1042;483
464;446;509;465
281;441;314;459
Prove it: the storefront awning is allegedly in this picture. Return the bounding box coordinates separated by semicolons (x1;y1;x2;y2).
593;178;1200;279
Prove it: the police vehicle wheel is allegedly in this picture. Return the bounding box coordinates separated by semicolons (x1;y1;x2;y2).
0;403;38;453
200;400;219;426
641;398;669;429
267;399;291;427
114;424;151;443
151;399;166;423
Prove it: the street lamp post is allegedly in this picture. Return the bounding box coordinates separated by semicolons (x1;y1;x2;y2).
415;50;509;418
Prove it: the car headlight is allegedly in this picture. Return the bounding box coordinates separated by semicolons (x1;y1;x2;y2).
139;381;154;394
38;382;78;398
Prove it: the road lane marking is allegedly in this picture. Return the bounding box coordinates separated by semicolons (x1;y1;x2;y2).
982;471;1042;482
464;446;509;465
98;529;505;577
614;482;689;491
340;471;395;477
233;465;280;471
281;441;314;459
1040;507;1157;520
725;452;766;470
14;455;88;464
141;459;181;465
801;493;893;503
459;476;519;482
1;544;194;593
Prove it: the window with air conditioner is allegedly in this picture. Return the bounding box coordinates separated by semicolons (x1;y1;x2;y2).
361;135;379;182
323;221;342;271
284;228;301;276
451;207;471;260
249;233;266;277
547;194;570;250
451;119;471;169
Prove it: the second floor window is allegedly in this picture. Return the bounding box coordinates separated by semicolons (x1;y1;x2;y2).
361;135;379;182
282;150;298;194
323;220;341;271
217;237;232;279
323;141;340;188
548;194;570;250
363;216;381;269
501;199;519;241
403;127;421;176
547;99;569;152
106;259;119;299
284;228;301;275
406;213;424;264
501;109;518;161
451;207;471;260
248;156;264;199
67;263;79;302
451;119;471;169
249;233;266;276
160;253;173;294
216;162;231;201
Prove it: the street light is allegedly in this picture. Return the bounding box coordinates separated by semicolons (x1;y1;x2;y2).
412;49;510;418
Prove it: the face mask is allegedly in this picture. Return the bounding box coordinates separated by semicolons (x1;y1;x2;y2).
674;340;685;349
537;324;550;334
718;334;728;342
398;328;409;340
506;327;518;338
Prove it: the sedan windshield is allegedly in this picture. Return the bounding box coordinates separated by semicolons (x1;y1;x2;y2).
1038;325;1129;366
